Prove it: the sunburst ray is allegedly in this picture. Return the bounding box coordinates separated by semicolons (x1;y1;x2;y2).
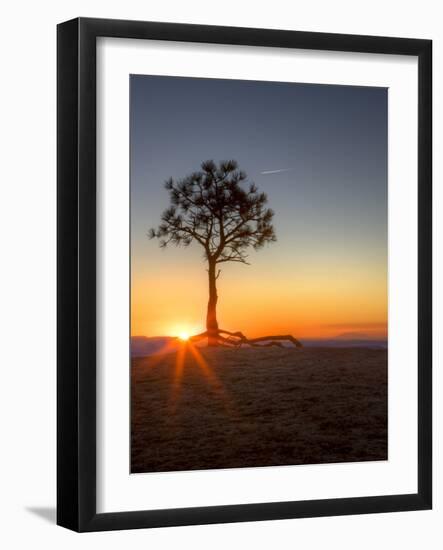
168;341;187;413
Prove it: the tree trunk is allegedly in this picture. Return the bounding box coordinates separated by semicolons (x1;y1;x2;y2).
206;260;219;346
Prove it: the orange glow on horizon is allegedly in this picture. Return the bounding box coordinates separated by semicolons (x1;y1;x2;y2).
131;258;387;340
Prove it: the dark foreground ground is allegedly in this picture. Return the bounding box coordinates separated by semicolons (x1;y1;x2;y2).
131;346;387;473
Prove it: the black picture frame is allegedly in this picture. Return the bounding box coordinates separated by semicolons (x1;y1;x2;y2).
57;17;432;532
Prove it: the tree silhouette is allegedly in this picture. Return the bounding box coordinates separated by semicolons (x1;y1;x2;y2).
150;160;302;348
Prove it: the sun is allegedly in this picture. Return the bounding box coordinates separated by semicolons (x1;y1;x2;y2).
170;323;201;342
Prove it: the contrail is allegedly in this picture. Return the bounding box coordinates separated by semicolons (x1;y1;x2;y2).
260;168;292;175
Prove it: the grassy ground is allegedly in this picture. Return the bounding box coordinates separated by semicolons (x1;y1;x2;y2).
131;346;387;473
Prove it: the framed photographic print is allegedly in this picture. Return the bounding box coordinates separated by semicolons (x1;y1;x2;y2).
57;17;432;531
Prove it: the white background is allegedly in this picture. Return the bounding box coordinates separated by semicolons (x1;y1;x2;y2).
97;39;418;512
0;0;441;548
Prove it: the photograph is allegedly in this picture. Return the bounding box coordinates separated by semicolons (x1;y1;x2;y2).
130;75;388;474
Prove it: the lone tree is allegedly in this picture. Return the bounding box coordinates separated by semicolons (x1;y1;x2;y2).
149;160;302;348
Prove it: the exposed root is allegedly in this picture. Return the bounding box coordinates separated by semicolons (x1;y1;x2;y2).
189;329;302;348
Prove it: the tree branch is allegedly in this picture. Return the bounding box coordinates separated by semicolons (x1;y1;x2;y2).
216;329;303;348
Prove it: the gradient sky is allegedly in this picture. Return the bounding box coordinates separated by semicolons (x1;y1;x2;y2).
130;75;387;340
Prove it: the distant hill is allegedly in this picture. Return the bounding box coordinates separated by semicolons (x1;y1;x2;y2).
334;332;382;340
131;336;178;357
131;335;387;356
301;339;387;349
